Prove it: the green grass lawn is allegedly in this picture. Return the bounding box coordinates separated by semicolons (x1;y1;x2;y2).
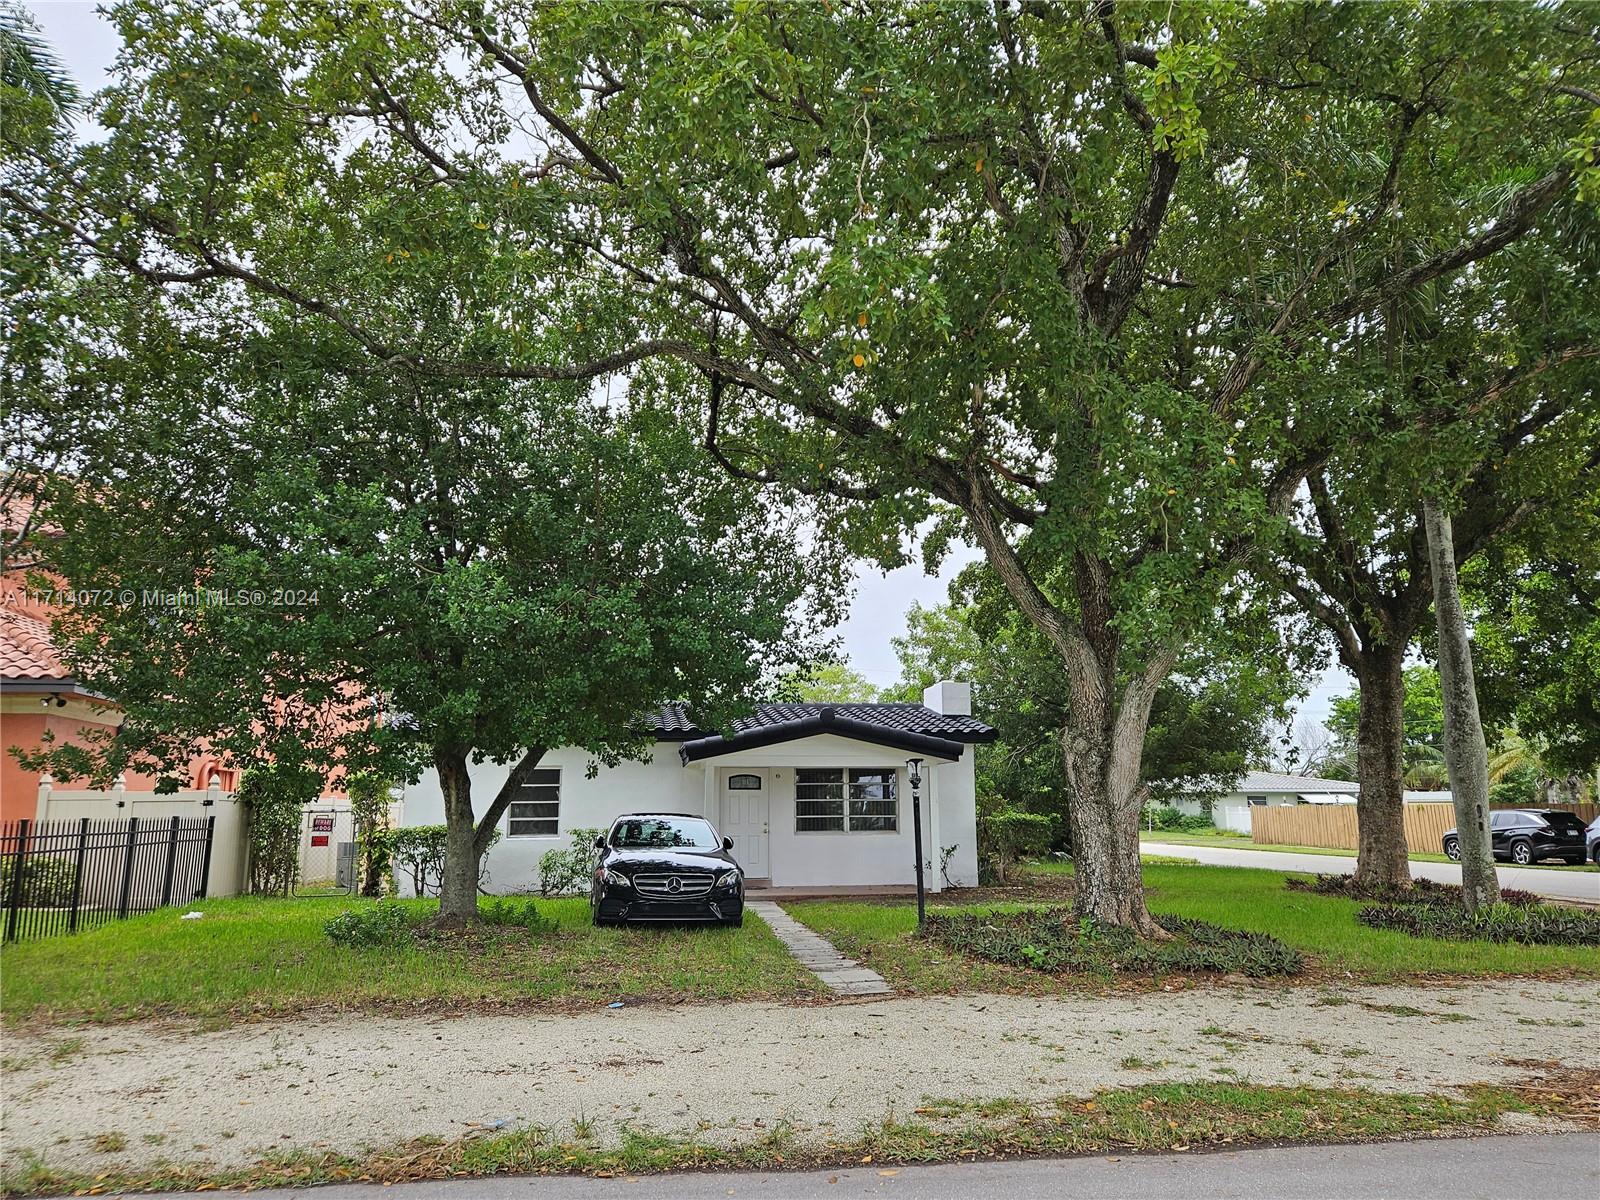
788;862;1600;991
1140;831;1455;863
1138;830;1597;871
0;896;822;1025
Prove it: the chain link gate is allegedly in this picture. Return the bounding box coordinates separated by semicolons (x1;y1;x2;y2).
294;806;356;896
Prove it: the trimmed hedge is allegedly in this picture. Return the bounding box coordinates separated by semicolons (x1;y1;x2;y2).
1285;874;1542;909
1357;901;1600;947
923;906;1304;978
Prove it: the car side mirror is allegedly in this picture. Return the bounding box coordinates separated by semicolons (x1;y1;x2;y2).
593;835;607;851
723;836;734;851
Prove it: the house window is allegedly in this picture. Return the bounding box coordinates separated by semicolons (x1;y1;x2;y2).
795;768;844;831
1247;795;1268;807
795;768;898;833
507;768;560;836
728;773;763;790
848;768;898;832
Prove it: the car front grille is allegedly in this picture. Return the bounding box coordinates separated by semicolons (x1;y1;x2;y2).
632;872;715;898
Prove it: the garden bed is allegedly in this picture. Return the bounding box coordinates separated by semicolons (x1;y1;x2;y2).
922;906;1304;978
1356;902;1600;946
1286;874;1600;947
1285;874;1541;908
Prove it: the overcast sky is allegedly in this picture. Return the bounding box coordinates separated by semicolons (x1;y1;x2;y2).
23;0;1349;723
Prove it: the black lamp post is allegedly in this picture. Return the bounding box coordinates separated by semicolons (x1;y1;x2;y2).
906;757;926;928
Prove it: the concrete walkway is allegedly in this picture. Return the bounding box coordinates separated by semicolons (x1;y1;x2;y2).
747;900;891;996
1142;840;1600;903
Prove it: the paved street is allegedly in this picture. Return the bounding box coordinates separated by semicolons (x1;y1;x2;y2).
139;1133;1600;1200
1142;841;1600;903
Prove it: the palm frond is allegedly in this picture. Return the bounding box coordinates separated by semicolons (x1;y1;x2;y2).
0;4;79;116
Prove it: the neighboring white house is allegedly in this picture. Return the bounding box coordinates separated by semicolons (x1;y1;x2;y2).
1173;771;1361;834
396;681;993;893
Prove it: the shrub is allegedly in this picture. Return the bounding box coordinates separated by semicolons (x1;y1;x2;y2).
0;856;78;907
347;772;396;898
389;825;501;896
536;827;605;896
923;906;1303;978
1286;874;1541;908
1357;901;1600;947
324;902;423;948
1142;806;1216;834
978;806;1058;884
238;762;322;897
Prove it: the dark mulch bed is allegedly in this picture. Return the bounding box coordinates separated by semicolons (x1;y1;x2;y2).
922;905;1304;978
1285;873;1542;908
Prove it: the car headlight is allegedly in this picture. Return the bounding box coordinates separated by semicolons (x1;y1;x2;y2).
715;869;742;890
600;867;631;889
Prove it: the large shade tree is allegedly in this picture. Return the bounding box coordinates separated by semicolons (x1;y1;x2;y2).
887;589;1294;827
1264;193;1599;884
14;265;825;925
1468;513;1600;801
13;1;1596;930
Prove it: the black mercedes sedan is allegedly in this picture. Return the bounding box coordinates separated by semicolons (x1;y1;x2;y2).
591;813;745;927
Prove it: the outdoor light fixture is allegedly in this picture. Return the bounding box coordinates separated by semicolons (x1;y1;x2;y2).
40;693;66;708
906;757;927;927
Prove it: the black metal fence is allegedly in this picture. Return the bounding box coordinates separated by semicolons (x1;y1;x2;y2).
1;816;216;943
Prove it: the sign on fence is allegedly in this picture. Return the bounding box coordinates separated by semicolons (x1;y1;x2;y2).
1;816;216;942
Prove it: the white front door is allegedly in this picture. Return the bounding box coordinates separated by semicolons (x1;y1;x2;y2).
721;770;770;878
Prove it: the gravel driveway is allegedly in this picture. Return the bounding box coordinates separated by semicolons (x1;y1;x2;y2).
4;980;1595;1175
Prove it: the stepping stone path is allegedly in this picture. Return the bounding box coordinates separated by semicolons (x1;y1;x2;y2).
747;900;892;996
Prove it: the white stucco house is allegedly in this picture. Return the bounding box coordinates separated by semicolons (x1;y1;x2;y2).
396;681;994;893
1173;771;1361;834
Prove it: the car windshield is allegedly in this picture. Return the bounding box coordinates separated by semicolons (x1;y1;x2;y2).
1540;812;1586;832
610;817;718;850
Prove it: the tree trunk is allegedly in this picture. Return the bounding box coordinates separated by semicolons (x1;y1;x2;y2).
435;747;481;927
1352;645;1411;888
1061;705;1164;937
1423;498;1500;913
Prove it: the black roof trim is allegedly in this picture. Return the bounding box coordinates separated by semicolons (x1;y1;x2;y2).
643;700;996;744
678;707;966;764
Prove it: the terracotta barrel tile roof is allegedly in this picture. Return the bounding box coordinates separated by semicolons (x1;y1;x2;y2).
0;608;69;681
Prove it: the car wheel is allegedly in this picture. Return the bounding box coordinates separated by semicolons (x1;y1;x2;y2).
723;912;744;928
1443;837;1461;861
1510;840;1532;865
